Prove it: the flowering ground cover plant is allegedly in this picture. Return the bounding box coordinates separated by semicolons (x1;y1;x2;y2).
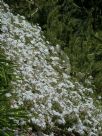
0;1;102;136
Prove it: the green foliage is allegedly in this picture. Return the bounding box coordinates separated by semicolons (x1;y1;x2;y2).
0;48;13;127
52;101;63;113
64;113;78;127
0;47;27;135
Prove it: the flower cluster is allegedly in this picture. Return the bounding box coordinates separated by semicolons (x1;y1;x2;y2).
0;1;102;135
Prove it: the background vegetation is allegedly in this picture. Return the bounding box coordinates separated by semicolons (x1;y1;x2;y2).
4;0;102;92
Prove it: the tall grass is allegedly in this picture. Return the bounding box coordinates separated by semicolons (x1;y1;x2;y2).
0;47;27;135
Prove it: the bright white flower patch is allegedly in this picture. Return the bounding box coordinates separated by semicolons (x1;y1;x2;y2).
0;1;102;135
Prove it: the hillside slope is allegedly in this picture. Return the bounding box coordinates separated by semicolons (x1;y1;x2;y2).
0;1;102;136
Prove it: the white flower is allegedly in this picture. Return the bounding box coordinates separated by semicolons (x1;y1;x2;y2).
5;93;12;97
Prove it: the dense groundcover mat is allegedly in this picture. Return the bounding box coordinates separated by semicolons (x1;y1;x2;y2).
0;1;102;136
4;0;102;93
